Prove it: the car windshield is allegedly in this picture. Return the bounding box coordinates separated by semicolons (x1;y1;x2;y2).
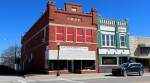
120;63;129;68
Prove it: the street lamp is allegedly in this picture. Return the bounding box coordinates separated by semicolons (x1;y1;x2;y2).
56;42;60;76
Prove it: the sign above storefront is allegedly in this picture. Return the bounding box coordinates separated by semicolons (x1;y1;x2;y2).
99;48;130;55
60;46;88;51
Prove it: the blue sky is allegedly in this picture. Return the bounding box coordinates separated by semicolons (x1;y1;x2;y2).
0;0;150;54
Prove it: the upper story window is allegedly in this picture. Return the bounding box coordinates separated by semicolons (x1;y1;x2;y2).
56;27;64;41
102;34;105;46
101;34;115;47
71;7;77;12
76;28;83;42
110;35;115;46
66;28;74;42
85;29;92;42
120;34;126;47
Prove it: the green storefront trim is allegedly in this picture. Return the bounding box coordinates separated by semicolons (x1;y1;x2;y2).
98;17;102;65
97;17;130;65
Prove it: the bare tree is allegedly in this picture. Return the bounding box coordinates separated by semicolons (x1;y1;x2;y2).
0;45;21;69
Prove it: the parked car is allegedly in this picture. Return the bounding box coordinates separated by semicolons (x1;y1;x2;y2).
112;63;144;76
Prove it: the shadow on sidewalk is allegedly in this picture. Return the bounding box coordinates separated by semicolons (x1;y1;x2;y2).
105;73;143;77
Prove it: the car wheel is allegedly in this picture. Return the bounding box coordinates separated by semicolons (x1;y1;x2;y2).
123;71;128;77
139;70;144;76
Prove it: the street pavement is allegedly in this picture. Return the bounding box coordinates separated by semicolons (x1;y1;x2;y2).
1;73;150;83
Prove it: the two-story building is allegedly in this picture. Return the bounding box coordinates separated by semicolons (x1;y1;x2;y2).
129;36;150;72
98;17;130;72
21;2;98;74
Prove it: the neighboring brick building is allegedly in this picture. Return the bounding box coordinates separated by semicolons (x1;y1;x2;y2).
129;36;150;72
21;2;98;74
98;18;130;73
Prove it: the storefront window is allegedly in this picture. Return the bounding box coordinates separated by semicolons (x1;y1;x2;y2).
49;60;67;70
102;57;117;65
140;47;150;56
82;60;95;70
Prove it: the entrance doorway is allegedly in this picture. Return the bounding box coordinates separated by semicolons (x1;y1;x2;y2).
119;57;128;65
67;60;74;73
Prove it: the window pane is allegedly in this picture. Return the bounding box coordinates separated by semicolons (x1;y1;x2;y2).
106;35;109;46
120;35;126;46
57;27;63;33
77;28;83;35
120;36;125;41
57;34;63;41
67;28;73;34
67;28;73;41
82;60;95;70
121;42;125;46
86;30;92;42
77;28;83;42
102;34;105;46
77;36;83;42
56;27;64;41
67;35;73;41
111;35;114;46
86;37;92;42
86;30;91;36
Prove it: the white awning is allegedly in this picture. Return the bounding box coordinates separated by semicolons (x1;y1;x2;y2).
48;50;96;60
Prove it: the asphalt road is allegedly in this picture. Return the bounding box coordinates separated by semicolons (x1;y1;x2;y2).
2;76;150;83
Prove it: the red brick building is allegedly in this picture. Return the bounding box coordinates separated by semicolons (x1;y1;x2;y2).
21;2;98;74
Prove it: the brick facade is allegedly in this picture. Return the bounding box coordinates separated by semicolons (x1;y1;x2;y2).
21;2;98;74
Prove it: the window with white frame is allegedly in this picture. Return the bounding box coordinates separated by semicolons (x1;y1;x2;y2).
101;34;115;47
110;35;114;46
106;35;109;46
120;34;126;47
56;27;64;41
76;28;83;42
85;29;92;42
66;27;73;42
102;34;105;46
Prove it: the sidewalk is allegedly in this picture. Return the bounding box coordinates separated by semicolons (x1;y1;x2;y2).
25;73;109;80
24;73;150;81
